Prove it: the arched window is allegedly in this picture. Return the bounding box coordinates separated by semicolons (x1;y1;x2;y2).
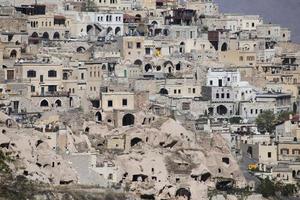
55;99;62;107
42;32;49;40
27;70;36;78
48;70;57;78
53;32;60;39
40;99;49;107
122;113;134;126
10;50;17;58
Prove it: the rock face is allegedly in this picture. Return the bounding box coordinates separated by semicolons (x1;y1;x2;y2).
0;111;248;199
0;126;78;185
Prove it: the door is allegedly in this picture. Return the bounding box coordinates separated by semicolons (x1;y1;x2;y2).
41;87;45;95
218;79;222;87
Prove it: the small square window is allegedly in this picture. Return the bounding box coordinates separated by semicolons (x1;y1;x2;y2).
268;152;271;158
128;42;133;49
31;85;35;92
136;42;141;48
122;99;127;106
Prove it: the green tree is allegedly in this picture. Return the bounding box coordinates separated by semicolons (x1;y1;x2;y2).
280;184;298;196
256;110;276;134
84;0;98;12
257;178;275;198
277;111;294;123
229;116;242;124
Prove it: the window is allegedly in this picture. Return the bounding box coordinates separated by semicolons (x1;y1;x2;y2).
127;42;133;49
122;99;127;106
136;42;141;48
239;56;244;61
27;70;36;78
145;48;150;55
48;85;57;92
192;88;196;93
7;70;14;80
221;93;224;98
108;173;113;180
247;56;255;61
216;93;219;98
268;152;271;158
178;89;181;94
174;89;177;94
281;149;289;155
31;85;35;92
48;70;57;77
226;93;230;98
188;88;191;93
182;102;190;110
210;80;213;85
81;73;84;80
108;100;113;107
292;149;300;155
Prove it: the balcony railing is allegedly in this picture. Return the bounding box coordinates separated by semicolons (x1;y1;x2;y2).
31;91;70;97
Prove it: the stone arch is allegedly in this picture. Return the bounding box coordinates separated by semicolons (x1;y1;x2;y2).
40;99;49;107
151;21;158;26
130;137;143;147
159;88;168;95
175;188;191;200
95;112;102;122
10;50;17;58
86;25;93;34
76;46;86;53
122;113;134;126
216;105;227;115
221;42;228;51
107;27;113;34
42;32;49;40
31;32;38;38
134;59;143;66
145;64;152;72
53;32;60;39
55;99;62;107
115;27;121;35
163;61;173;68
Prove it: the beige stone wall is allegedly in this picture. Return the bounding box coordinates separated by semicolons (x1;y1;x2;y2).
101;92;135;112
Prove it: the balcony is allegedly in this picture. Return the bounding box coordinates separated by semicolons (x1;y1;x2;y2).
31;91;69;97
